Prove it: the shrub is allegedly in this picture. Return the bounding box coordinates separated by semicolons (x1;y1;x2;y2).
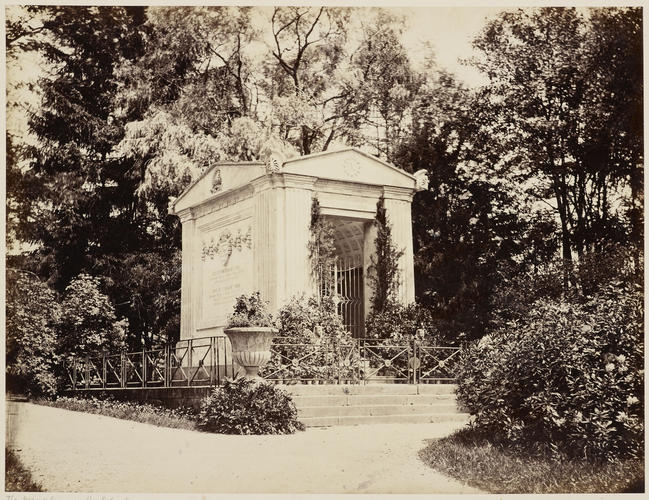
491;245;643;328
59;274;128;358
456;279;643;461
6;269;61;398
227;292;274;328
261;295;362;381
197;378;305;434
365;301;448;345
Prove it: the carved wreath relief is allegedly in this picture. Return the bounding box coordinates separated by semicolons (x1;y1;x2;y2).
202;225;252;264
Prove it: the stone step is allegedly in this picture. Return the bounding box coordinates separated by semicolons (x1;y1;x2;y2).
299;413;469;427
297;403;460;418
291;393;455;407
278;383;456;396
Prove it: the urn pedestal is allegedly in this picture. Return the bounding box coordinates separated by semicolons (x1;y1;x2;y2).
224;327;277;381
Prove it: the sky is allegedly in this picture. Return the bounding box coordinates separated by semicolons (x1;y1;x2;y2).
402;7;504;87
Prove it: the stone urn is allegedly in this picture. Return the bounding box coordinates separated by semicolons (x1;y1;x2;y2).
224;327;278;381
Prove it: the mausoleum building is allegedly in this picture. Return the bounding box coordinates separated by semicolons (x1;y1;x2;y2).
169;148;427;340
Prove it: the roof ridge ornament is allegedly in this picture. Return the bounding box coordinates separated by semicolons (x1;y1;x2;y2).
210;168;223;194
414;169;429;191
265;151;285;174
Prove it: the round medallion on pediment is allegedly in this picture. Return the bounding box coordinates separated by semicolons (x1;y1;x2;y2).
342;156;361;178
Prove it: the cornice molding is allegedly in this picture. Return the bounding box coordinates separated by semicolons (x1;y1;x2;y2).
174;171;415;224
176;208;195;223
190;184;255;220
382;185;414;202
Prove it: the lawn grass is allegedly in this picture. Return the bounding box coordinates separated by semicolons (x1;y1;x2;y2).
34;396;199;431
5;448;43;492
419;427;644;494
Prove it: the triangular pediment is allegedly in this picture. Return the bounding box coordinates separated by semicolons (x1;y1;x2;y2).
282;148;416;188
170;148;418;215
171;162;265;213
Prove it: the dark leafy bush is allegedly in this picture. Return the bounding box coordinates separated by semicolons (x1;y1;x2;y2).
456;280;643;461
227;292;274;327
365;300;448;345
197;378;305;434
492;245;643;328
6;269;61;398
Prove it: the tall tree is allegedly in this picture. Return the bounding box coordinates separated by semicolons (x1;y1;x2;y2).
395;71;556;340
16;6;148;283
8;7;185;348
267;6;351;154
472;7;643;268
346;11;422;161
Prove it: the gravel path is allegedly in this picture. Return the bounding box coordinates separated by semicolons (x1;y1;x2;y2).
6;401;480;494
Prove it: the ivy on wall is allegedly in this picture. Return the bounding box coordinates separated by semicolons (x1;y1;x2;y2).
308;196;337;296
368;195;404;313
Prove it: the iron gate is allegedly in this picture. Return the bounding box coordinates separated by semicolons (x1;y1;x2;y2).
336;257;364;337
317;256;365;337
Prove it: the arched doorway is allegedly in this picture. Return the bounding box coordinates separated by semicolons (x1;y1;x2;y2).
317;217;366;337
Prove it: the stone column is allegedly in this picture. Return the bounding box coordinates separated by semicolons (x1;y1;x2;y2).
383;188;416;305
251;176;279;311
363;220;378;317
178;208;197;340
280;177;316;304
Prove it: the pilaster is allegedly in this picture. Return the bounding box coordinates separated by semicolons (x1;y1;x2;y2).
179;210;197;339
383;195;416;305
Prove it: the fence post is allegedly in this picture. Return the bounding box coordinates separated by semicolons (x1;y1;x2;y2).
142;349;146;388
412;339;417;385
216;337;221;385
209;336;215;386
72;358;77;390
102;352;107;389
337;340;342;385
84;355;90;389
187;338;193;387
164;343;170;388
120;352;126;388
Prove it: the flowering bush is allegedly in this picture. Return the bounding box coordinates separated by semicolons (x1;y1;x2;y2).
456;280;643;461
197;378;304;434
226;292;274;328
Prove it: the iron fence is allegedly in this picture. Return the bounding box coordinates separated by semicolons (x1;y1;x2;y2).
65;335;460;390
66;336;235;390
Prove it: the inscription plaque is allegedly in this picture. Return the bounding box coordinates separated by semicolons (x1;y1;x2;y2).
199;219;253;328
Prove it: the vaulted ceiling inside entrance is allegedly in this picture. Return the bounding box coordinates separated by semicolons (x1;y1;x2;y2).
327;218;365;267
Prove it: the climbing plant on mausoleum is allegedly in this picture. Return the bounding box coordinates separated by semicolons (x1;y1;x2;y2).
368;196;404;313
308;196;337;297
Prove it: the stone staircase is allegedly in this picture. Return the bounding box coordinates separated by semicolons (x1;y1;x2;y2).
278;383;468;427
